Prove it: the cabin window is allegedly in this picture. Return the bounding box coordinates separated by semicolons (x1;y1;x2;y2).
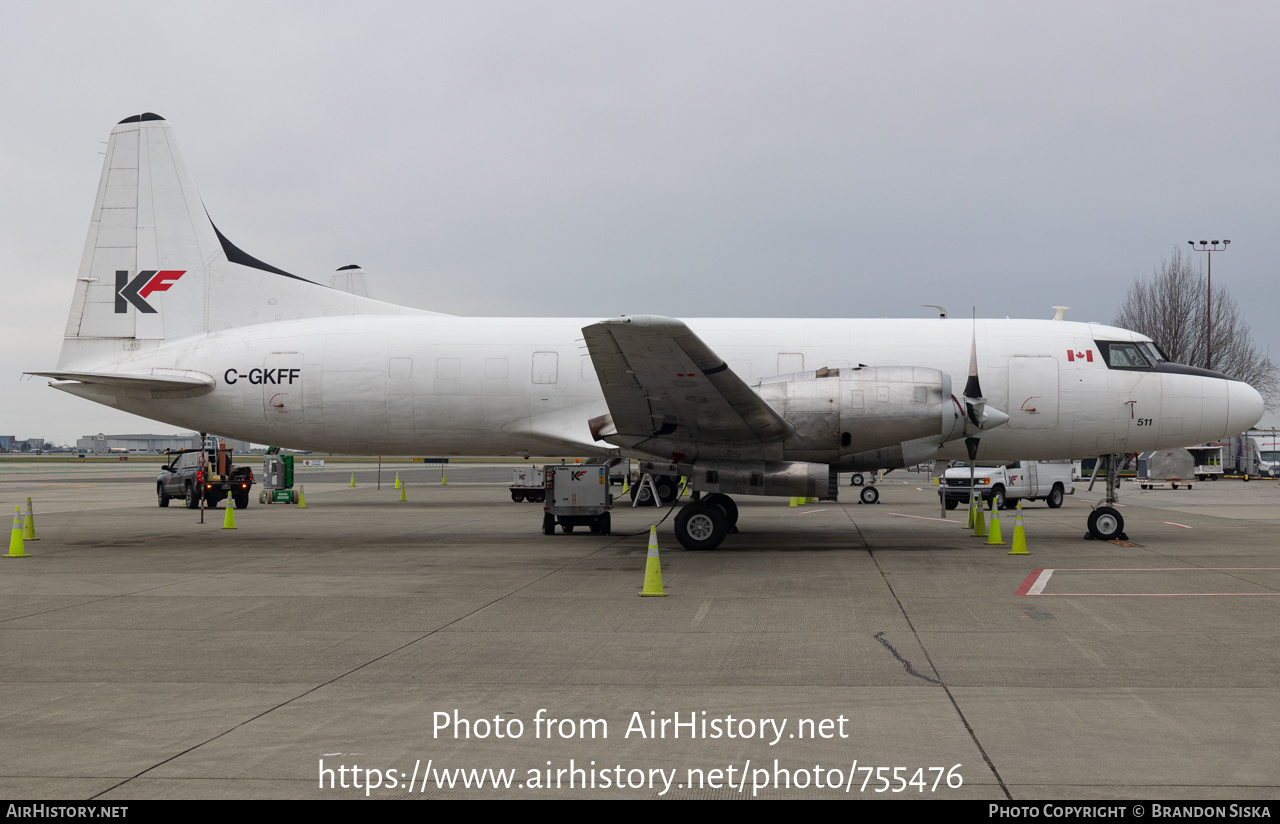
531;352;559;384
388;358;413;379
436;358;461;380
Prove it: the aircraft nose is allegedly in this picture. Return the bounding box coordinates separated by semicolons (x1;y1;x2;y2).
1226;380;1265;436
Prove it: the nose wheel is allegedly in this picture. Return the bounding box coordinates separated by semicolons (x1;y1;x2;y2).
1087;506;1125;541
858;485;879;505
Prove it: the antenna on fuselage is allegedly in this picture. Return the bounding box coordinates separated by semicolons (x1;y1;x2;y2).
922;304;947;318
1052;306;1070;321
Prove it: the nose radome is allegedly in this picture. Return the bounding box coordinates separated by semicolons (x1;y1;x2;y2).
1226;380;1265;436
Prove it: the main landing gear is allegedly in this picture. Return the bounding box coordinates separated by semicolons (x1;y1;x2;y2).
1085;452;1127;541
673;492;739;551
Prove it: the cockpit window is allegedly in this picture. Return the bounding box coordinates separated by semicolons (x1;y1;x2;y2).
1094;341;1152;370
1138;341;1166;363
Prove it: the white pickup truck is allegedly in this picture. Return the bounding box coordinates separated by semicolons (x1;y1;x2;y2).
942;461;1073;510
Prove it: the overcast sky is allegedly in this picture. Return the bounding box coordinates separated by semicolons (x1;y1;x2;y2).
4;1;1279;443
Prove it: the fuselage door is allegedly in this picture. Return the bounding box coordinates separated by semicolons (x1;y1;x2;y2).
263;352;305;421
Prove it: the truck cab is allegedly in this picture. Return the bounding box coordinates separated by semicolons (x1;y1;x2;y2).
157;441;255;510
941;460;1073;510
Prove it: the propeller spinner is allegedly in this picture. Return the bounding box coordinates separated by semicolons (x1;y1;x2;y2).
961;324;1009;437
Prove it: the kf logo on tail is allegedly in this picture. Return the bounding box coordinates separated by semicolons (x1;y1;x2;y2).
114;270;186;313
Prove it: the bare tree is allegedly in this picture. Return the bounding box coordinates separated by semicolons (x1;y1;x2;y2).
1114;246;1278;407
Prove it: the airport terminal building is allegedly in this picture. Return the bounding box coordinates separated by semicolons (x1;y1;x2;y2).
75;433;252;454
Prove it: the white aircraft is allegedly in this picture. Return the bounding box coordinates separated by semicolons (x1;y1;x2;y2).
30;114;1264;549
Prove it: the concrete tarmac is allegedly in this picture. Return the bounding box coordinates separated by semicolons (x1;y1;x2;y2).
1;464;1278;799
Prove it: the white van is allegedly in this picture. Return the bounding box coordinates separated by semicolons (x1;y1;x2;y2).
942;461;1074;510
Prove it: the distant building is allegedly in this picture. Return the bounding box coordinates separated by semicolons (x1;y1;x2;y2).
75;433;252;454
0;436;15;452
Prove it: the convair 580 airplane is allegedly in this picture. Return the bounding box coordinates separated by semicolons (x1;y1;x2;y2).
31;114;1264;549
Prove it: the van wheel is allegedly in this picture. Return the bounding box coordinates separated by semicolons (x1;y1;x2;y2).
1047;485;1064;508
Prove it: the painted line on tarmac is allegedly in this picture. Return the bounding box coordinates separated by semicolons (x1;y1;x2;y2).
1015;567;1280;597
886;513;954;523
1015;568;1055;596
1161;521;1193;528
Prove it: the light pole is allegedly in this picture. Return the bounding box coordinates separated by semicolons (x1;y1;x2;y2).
1188;239;1230;370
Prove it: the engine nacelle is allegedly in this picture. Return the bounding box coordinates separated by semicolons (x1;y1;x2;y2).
753;366;962;467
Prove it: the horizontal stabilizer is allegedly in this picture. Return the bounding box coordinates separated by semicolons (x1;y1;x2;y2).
27;370;214;395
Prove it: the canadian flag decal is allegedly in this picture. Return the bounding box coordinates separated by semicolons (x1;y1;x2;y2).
1066;349;1094;363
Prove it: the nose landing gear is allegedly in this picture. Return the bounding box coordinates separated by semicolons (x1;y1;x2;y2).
1085;453;1127;541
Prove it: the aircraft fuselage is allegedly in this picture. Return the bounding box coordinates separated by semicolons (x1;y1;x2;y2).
56;314;1257;462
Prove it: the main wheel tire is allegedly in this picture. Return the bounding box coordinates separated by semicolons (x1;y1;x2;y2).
850;473;865;487
158;485;169;507
234;494;249;510
654;476;679;504
674;502;728;551
1047;485;1064;508
1087;506;1125;541
185;484;199;509
542;513;555;535
511;490;524;502
702;493;739;530
859;485;879;505
944;498;958;510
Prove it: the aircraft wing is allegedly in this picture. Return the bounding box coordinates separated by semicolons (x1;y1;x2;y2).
582;315;794;448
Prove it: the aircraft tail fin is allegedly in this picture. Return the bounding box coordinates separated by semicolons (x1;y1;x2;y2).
58;114;430;371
